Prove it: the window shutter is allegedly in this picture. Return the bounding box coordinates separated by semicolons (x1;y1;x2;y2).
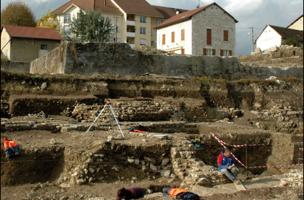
207;29;212;45
171;32;175;43
162;34;166;45
220;49;224;56
181;29;185;41
224;30;229;41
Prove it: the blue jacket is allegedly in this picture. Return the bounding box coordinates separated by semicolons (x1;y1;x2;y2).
217;152;234;170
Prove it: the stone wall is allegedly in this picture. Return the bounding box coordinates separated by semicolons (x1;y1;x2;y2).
30;42;303;79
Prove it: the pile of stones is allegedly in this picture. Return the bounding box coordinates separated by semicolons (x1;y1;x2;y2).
254;104;302;133
67;99;177;122
58;141;173;186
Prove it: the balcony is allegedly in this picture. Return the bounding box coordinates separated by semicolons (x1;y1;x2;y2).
127;32;135;37
129;44;135;48
127;20;136;26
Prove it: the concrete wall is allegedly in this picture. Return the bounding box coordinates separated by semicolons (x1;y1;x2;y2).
256;26;282;51
30;42;303;79
30;43;66;74
157;20;192;55
1;61;30;73
1;28;11;60
288;16;303;31
192;4;236;56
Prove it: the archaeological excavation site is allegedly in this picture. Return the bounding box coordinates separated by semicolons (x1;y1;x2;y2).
1;43;303;200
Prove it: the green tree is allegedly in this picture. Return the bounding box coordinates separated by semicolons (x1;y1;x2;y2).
37;12;59;29
1;2;35;26
70;11;113;42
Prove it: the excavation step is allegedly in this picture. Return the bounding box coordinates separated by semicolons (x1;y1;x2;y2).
8;95;99;116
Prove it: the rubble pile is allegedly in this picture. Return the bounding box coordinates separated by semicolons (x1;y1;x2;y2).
134;45;175;56
67;99;177;122
253;104;303;134
280;169;303;189
67;104;102;122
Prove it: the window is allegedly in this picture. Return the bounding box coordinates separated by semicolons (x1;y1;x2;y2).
207;29;212;45
162;34;166;45
181;29;185;41
203;48;214;56
220;49;232;56
140;39;146;45
40;44;48;50
140;16;146;23
64;14;71;24
224;30;229;41
181;48;185;55
140;27;146;34
171;32;175;43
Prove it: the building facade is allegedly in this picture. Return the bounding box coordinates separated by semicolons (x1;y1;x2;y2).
1;25;61;63
256;25;303;52
287;15;303;31
156;3;237;56
53;0;186;48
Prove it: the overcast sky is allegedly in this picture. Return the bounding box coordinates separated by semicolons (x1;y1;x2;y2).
1;0;303;55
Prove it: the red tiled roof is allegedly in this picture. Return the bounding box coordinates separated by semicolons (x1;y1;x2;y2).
152;5;188;19
53;0;122;15
114;0;162;17
156;3;238;29
2;25;62;41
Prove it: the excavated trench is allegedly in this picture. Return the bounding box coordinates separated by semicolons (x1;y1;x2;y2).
0;128;284;187
1;146;64;186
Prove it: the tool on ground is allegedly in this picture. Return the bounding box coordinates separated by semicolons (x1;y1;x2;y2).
85;99;125;138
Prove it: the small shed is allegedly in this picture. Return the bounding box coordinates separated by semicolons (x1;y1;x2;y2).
1;25;62;63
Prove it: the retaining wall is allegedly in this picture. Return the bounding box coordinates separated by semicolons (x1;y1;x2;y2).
30;42;303;79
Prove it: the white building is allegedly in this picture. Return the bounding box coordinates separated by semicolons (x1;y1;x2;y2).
156;3;238;56
256;25;303;52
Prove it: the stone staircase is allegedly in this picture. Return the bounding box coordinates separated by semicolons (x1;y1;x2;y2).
171;137;228;187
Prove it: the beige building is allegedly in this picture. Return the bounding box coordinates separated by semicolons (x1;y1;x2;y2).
53;0;187;48
1;25;62;63
287;15;303;31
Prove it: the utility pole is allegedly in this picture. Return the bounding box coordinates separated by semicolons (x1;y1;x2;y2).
197;0;201;8
249;27;255;52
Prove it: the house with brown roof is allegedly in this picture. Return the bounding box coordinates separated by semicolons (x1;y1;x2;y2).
1;25;62;63
155;3;238;56
53;0;187;48
256;24;303;52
